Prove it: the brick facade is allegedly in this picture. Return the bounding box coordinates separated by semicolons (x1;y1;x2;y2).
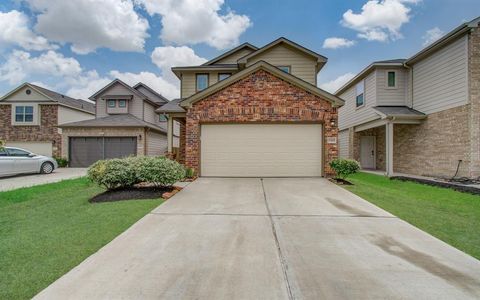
469;26;480;178
183;69;338;176
0;104;62;157
61;127;145;159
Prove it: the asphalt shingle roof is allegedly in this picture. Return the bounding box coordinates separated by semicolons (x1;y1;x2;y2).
30;84;95;113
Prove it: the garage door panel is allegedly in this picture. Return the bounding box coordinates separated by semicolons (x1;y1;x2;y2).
201;124;322;177
70;137;136;167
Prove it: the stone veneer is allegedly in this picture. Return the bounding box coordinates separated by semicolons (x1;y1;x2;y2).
0;104;62;157
61;127;145;159
182;69;339;176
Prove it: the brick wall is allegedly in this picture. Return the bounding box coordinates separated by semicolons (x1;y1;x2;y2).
183;69;338;176
394;105;471;178
61;127;145;159
469;26;480;178
0;104;62;156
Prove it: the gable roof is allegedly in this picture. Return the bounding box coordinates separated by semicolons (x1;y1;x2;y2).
180;60;344;108
373;106;426;119
157;98;185;113
89;78;161;107
133;82;169;104
202;43;258;66
0;82;95;114
237;37;328;68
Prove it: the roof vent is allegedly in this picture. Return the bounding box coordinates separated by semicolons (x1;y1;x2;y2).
26;89;31;95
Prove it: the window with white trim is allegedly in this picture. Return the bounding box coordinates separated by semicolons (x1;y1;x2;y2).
107;100;116;108
387;71;396;88
356;80;365;107
15;105;34;123
277;66;290;73
118;100;127;108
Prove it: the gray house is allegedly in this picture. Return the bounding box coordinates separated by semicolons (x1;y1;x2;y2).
337;16;480;179
60;79;178;167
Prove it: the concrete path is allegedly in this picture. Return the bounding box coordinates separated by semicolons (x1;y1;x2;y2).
34;178;480;300
0;168;87;191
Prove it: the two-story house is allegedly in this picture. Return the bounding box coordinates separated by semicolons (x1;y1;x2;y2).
337;16;480;179
60;79;178;167
0;83;95;157
157;37;344;177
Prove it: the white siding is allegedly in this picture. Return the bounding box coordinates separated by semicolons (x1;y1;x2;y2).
338;71;379;130
245;44;317;85
146;131;167;156
412;35;468;114
338;130;350;158
376;68;408;106
58;106;94;124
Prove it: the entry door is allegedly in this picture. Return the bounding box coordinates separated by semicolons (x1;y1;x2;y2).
360;136;375;169
200;124;323;177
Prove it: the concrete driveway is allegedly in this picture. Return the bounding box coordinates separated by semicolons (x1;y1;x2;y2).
0;168;87;191
35;178;480;299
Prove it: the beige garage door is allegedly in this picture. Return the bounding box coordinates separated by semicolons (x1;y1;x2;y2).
201;124;323;177
6;141;52;156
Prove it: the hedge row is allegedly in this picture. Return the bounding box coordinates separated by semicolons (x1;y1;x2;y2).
88;156;186;190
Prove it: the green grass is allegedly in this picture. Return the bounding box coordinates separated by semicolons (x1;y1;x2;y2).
0;178;163;300
344;172;480;260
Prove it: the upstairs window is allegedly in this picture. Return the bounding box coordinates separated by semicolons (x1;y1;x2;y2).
159;114;168;122
196;74;209;91
107;100;116;108
356;80;365;108
218;73;231;81
387;71;396;88
15;106;34;122
118;100;127;108
277;66;291;73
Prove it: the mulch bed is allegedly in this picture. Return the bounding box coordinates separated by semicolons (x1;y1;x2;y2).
89;186;175;203
391;176;480;195
329;178;353;185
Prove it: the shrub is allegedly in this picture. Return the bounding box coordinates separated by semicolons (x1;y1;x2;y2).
185;167;195;179
87;158;137;190
135;156;186;187
329;158;360;180
54;157;68;167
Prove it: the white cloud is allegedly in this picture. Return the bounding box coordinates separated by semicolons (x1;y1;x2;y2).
110;70;179;99
25;0;149;54
0;50;82;84
341;0;421;42
423;27;444;46
151;46;207;82
319;72;356;93
323;37;356;49
136;0;251;49
0;10;55;51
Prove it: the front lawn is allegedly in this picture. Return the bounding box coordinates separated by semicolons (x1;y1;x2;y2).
344;172;480;260
0;178;163;300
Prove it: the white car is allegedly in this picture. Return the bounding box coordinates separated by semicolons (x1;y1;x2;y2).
0;147;58;177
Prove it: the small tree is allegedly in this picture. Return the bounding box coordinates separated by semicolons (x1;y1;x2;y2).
329;158;360;180
0;140;5;151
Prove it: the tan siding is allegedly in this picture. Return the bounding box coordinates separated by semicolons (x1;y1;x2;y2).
412;35;468;114
4;86;52;102
338;129;350;158
95;83;143;119
146;131;167;156
214;48;255;64
143;102;157;124
376;68;408;106
245;44;317;85
58;106;94;125
181;71;238;98
338;71;379;130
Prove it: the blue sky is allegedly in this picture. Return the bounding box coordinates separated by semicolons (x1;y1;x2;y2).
0;0;478;99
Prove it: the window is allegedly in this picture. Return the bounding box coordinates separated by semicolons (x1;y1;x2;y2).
277;66;290;73
15;105;34;122
6;148;30;157
387;71;396;88
0;148;7;156
159;114;168;122
218;73;231;81
196;74;209;91
118;100;127;108
107;100;116;108
356;81;365;107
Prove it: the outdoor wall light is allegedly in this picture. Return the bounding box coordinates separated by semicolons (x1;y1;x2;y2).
330;118;336;126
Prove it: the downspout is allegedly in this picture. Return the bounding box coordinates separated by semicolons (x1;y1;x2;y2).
403;62;414;108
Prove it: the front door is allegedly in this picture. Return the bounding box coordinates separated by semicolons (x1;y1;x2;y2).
360;136;375;169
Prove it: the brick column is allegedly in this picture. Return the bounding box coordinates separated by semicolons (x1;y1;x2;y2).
469;27;480;178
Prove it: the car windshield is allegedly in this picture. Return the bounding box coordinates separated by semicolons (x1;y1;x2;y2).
6;148;31;157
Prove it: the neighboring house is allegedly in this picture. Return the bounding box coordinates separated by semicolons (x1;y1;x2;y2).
60;79;178;167
158;37;344;177
337;17;480;179
0;83;95;157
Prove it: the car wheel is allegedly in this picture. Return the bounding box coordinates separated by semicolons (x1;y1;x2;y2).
40;162;54;174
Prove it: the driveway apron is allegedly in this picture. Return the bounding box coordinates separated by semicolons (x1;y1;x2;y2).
34;178;480;300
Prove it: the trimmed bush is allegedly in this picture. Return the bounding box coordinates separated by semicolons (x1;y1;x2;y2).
54;157;68;168
87;158;137;190
135;156;186;187
329;158;360;180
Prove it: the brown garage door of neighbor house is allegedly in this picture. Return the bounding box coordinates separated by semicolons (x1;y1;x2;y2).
69;137;137;167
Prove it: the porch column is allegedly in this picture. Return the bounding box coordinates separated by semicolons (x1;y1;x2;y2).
167;115;173;153
385;122;394;177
